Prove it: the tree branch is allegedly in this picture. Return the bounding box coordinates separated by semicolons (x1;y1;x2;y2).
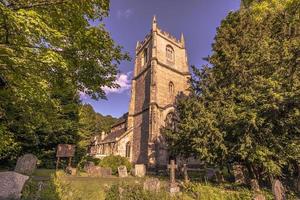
6;0;70;11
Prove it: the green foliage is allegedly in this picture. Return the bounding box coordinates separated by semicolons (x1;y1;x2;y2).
163;0;300;184
182;183;254;200
100;155;132;175
105;183;172;200
0;0;128;166
77;155;102;170
22;175;60;200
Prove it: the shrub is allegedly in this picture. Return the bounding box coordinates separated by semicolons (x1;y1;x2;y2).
100;155;131;175
77;155;101;170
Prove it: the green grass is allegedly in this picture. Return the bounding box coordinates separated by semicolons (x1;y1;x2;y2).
21;169;279;200
32;168;56;177
58;176;146;200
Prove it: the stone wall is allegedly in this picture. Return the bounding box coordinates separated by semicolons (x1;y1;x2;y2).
131;109;150;164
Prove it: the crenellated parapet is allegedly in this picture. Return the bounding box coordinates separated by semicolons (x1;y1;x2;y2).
136;16;185;53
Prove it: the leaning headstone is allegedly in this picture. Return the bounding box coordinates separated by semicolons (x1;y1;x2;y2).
232;164;246;184
143;178;160;192
118;166;128;178
134;164;146;177
0;171;29;200
14;154;38;175
272;179;286;200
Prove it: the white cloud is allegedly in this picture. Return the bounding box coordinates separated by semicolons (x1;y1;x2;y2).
117;9;133;19
102;72;132;94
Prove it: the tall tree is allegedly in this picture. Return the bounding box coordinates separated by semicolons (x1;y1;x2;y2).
0;0;129;165
164;0;300;180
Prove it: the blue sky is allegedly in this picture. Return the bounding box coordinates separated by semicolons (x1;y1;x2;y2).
82;0;241;118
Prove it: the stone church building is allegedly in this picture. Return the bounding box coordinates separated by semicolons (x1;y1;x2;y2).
89;16;191;169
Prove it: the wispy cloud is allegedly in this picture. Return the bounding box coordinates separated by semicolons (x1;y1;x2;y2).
117;9;133;19
102;72;132;94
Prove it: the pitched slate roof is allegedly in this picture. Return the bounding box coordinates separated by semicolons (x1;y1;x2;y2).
101;127;127;143
111;113;128;128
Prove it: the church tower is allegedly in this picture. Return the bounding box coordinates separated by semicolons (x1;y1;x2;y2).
127;16;190;168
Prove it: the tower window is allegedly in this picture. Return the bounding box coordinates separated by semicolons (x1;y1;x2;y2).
166;45;174;62
142;48;148;66
125;141;131;158
169;81;174;96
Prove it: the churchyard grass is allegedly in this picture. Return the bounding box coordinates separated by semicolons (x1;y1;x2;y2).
20;169;281;200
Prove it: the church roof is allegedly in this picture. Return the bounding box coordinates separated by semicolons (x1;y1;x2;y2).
100;127;127;143
111;112;128;128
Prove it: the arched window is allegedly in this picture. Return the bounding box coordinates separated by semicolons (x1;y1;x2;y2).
166;45;174;62
142;48;148;66
125;141;131;158
169;81;174;96
165;112;176;130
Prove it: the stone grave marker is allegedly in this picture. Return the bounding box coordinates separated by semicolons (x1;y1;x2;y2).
272;179;286;200
233;164;246;184
83;161;95;172
14;153;38;175
143;178;160;192
118;166;128;178
0;171;29;200
66;166;77;176
168;160;180;194
206;168;216;181
83;162;112;177
182;164;189;183
100;167;112;177
134;164;146;177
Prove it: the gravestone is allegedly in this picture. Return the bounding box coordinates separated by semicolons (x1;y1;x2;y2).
134;164;146;177
182;164;189;183
83;161;95;172
100;167;112;177
118;166;128;178
83;162;111;177
65;166;77;176
233;164;246;184
272;179;286;200
143;178;160;192
0;171;29;200
168;160;180;194
206;168;216;180
14;154;38;175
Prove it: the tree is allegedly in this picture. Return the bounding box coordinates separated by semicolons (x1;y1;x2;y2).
0;0;129;166
76;104;117;164
164;0;300;180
